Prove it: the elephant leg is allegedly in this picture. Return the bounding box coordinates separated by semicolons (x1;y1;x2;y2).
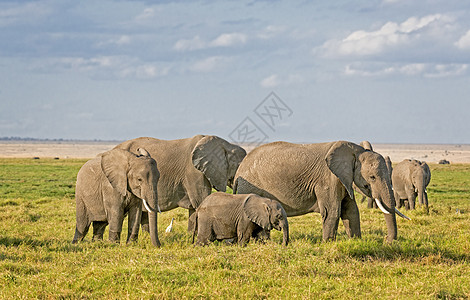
72;200;90;243
367;197;375;209
195;215;213;246
237;224;254;246
316;188;341;241
72;222;91;244
187;207;196;232
107;206;125;244
141;211;149;233
360;195;366;203
184;178;211;232
407;191;416;210
92;221;107;241
127;203;142;243
395;191;402;209
341;196;361;238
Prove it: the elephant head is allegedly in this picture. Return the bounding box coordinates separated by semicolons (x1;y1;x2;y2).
243;195;289;246
101;148;161;247
325;142;409;243
192;136;247;192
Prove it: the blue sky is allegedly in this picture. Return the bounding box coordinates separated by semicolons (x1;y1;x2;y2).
1;0;470;144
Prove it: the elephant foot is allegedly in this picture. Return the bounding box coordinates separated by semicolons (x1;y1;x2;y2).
92;234;104;242
141;224;150;233
108;230;121;244
126;234;139;243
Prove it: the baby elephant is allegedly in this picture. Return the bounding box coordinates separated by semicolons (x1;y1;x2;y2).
190;192;289;246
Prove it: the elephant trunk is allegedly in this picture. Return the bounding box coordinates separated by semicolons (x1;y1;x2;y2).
377;183;398;243
142;186;161;248
148;210;161;247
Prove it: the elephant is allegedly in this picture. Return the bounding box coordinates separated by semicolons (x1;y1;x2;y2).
392;159;431;212
72;147;161;247
190;192;289;246
114;135;246;231
234;141;410;243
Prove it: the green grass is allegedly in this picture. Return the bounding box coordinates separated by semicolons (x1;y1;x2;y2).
1;158;469;299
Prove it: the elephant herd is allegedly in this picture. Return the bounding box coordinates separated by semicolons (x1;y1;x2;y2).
72;136;431;247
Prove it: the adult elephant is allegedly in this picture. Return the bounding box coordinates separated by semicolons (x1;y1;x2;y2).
234;141;410;243
115;135;246;230
72;148;161;247
392;159;431;212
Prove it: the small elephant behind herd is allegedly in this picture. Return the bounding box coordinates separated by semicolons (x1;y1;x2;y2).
71;135;431;248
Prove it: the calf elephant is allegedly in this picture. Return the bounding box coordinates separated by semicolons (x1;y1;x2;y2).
392;159;431;212
190;192;289;246
234;141;410;243
72;148;161;247
115;135;246;230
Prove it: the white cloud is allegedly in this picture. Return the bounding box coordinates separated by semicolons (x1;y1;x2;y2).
257;25;286;39
135;8;155;21
344;62;468;78
37;56;169;80
174;32;247;51
455;30;470;50
260;74;281;88
260;74;304;88
210;33;247;47
319;14;450;57
174;35;205;51
97;35;132;47
190;56;230;72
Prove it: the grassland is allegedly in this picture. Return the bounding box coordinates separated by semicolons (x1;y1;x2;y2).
0;158;469;299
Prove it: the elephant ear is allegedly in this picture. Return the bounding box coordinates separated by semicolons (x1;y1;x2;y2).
325;141;359;200
191;136;229;192
224;142;247;180
243;195;271;230
101;149;133;197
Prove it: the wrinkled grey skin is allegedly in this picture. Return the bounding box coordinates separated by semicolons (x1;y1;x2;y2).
190;192;289;246
115;135;246;230
72;148;161;247
235;141;400;243
392;159;431;212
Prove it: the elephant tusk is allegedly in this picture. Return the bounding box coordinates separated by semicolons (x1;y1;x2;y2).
142;199;161;214
375;199;391;215
395;207;411;221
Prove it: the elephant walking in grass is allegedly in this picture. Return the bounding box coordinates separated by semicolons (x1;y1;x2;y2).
72;148;161;247
234;141;410;243
115;135;246;231
392;159;431;213
190;192;289;246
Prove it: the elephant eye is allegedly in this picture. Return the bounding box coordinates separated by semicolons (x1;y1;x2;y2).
364;184;369;189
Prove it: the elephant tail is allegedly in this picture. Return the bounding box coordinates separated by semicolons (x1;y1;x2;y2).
189;211;198;244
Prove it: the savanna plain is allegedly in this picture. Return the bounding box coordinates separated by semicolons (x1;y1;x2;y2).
0;144;470;299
